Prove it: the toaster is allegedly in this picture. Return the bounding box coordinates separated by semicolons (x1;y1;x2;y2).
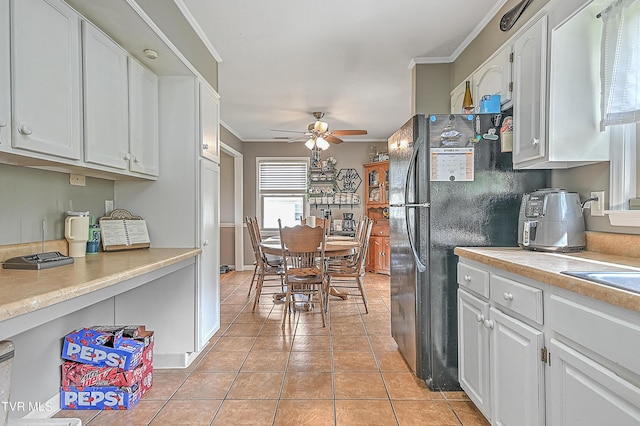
518;188;586;252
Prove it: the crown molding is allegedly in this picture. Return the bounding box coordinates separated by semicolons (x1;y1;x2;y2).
173;0;223;63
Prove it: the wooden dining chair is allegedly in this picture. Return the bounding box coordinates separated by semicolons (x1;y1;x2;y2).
278;219;327;327
325;218;374;313
246;217;285;311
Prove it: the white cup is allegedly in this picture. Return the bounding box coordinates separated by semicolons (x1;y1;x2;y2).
65;211;90;257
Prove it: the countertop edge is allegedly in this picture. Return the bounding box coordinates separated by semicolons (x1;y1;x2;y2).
454;247;640;313
0;248;201;322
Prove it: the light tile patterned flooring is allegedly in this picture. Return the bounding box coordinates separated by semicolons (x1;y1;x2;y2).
55;271;488;425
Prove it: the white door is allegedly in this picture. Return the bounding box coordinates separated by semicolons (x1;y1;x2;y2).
199;81;220;163
513;16;547;165
0;0;9;151
11;0;81;159
490;307;545;426
82;22;129;170
457;289;491;420
128;58;159;176
198;159;220;349
473;46;512;107
548;339;640;426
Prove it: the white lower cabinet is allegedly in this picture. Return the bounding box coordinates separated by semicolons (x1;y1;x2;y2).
458;264;545;426
458;288;491;418
459;258;640;425
490;307;544;426
548;339;640;426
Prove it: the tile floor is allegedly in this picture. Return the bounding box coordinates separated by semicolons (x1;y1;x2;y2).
55;271;489;425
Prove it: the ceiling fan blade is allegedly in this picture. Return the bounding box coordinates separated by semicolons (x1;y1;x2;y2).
331;130;368;136
270;129;309;134
325;135;343;144
286;135;309;143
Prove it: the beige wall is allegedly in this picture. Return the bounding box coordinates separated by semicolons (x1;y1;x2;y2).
412;63;452;115
241;140;387;265
220;125;243;154
136;0;218;90
0;164;114;244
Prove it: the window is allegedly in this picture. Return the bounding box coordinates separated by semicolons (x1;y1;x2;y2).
257;158;308;229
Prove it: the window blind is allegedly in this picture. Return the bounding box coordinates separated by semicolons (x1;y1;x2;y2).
258;161;308;192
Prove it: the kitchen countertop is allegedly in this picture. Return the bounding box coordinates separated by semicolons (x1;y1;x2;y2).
0;247;201;323
454;245;640;313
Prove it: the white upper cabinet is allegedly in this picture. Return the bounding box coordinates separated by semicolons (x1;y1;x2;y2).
450;79;469;114
473;45;512;108
0;0;9;151
512;16;548;167
199;81;220;163
83;21;129;171
128;58;159;176
10;0;82;160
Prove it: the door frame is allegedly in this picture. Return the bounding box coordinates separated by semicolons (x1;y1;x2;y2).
220;141;244;271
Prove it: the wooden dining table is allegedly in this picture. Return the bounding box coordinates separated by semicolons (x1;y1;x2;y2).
259;235;360;301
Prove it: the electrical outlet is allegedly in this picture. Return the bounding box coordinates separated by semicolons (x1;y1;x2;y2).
69;174;86;186
591;191;605;216
105;200;114;214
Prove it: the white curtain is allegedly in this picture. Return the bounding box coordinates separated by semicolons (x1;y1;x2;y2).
600;0;640;128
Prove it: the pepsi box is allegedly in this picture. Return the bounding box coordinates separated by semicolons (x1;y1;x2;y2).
60;384;141;410
61;328;144;370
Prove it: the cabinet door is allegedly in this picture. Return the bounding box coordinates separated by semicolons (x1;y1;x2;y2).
128;58;159;176
490;307;545;426
11;0;81;159
82;22;129;170
198;159;220;349
381;237;390;274
473;45;512;107
458;289;491;420
0;0;9;151
367;236;380;272
513;16;547;165
200;81;220;163
548;338;640;426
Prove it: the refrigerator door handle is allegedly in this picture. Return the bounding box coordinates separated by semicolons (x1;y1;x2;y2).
390;203;430;208
403;142;427;272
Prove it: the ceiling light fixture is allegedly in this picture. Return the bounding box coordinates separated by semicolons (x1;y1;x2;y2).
143;49;158;59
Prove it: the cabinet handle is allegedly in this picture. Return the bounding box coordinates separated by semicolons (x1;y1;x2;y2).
202;240;209;247
132;156;139;163
531;138;540;146
0;118;7;127
203;143;209;150
476;314;485;323
483;319;494;329
464;275;471;282
503;292;514;301
123;153;131;160
18;124;32;135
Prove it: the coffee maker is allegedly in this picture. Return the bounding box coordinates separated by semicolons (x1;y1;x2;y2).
342;213;355;232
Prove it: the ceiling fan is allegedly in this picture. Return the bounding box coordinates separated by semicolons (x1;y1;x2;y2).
272;112;367;150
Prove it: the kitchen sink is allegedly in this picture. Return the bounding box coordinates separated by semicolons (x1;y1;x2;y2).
561;271;640;294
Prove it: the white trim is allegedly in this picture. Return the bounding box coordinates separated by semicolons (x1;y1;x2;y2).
220;141;245;271
173;0;223;63
411;0;509;66
604;210;640;226
255;156;310;229
221;119;244;142
220;222;235;227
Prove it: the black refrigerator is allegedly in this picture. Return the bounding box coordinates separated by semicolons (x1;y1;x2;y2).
388;113;549;391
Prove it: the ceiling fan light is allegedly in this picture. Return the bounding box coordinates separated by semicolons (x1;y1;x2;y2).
305;138;316;150
317;137;330;150
314;121;329;133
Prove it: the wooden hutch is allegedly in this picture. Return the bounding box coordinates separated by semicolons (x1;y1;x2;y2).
363;160;389;275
